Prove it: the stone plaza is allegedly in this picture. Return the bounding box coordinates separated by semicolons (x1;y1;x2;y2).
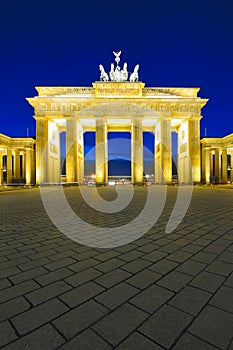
0;186;233;349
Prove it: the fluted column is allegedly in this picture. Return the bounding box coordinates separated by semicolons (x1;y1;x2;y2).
14;150;20;180
231;151;233;183
77;122;84;184
222;148;228;183
188;119;201;183
131;118;143;184
210;150;214;182
96;118;108;184
66;119;77;183
0;151;3;185
7;148;12;184
26;148;35;185
155;119;172;184
36;119;48;184
201;147;210;184
214;149;221;183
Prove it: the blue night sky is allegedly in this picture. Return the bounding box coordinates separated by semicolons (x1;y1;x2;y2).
0;0;232;143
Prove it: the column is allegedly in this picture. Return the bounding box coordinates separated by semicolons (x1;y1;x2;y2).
77;122;84;184
0;151;3;185
188;119;201;183
96;118;108;184
36;118;48;184
14;150;20;180
214;149;221;183
66;118;77;183
201;147;210;184
7;148;12;184
222;148;228;183
155;119;172;184
231;151;233;183
25;148;35;185
210;151;214;182
131;118;143;184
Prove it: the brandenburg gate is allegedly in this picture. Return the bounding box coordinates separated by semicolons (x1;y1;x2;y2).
27;52;208;185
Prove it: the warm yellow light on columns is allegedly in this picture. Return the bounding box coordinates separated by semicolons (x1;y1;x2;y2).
66;119;78;183
25;148;35;185
14;150;20;180
131;118;143;184
214;149;221;182
36;119;48;184
96;118;108;184
188;119;201;183
201;147;210;184
7;148;12;184
222;148;228;183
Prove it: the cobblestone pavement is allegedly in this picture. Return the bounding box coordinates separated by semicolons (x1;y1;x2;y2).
0;186;233;350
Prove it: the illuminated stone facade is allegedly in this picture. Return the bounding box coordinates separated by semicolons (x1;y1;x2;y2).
26;82;208;185
201;134;233;183
0;133;35;185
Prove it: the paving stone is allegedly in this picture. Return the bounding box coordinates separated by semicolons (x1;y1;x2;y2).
176;259;206;276
95;282;139;310
45;257;77;271
0;257;30;271
95;268;131;288
139;305;193;349
224;272;233;288
190;271;225;293
26;280;72;306
121;258;152;274
0;321;17;348
0;278;12;290
0;266;21;279
169;286;211;315
95;257;125;273
0;280;40;303
192;251;217;264
130;284;174;313
181;243;203;254
2;324;65;350
157;270;192;292
65;268;102;287
137;243;160;253
9;266;47;284
159;243;181;254
142;250;167;262
0;296;30;323
126;269;161;289
148;259;178;275
167;250;192;263
93;303;148;347
60;281;104;308
35;267;73;286
95;250;120;262
68;258;99;273
189;305;233;349
58;329;111;350
116;331;163;349
205;260;233;276
53;299;108;339
11;298;68;335
173;332;219;350
119;250;144;262
209;285;233;313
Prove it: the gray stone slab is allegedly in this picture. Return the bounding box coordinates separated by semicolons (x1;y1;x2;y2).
116;331;163;349
95;282;139;310
11;298;68;335
2;324;65;350
126;269;161;289
205;260;233;277
209;285;233;313
139;304;193;349
60;281;104;307
190;271;225;293
53;300;108;339
168;286;211;315
58;329;111;350
0;296;30;323
157;270;192;292
93;303;148;347
0;321;17;348
173;332;219;350
189;305;233;349
95;268;131;288
130;284;174;313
